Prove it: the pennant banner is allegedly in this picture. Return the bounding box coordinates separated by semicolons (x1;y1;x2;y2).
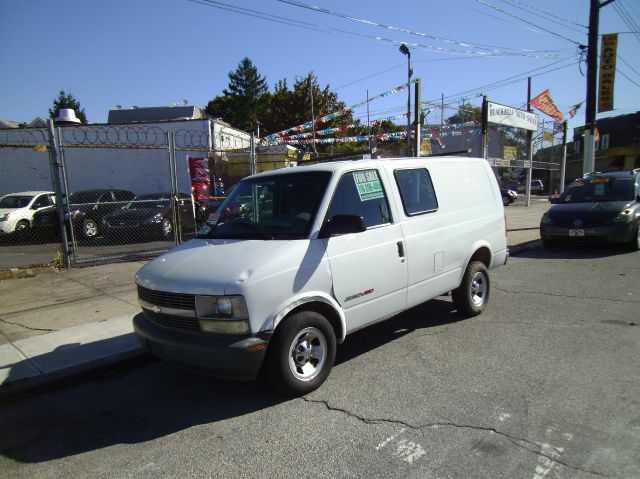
568;100;584;119
264;81;416;142
529;89;563;122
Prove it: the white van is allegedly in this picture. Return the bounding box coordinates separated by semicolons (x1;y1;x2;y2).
134;157;508;395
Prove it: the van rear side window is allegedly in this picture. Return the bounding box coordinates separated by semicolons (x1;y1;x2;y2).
394;168;439;215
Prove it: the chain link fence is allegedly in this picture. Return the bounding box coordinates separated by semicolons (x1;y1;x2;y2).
0;121;254;270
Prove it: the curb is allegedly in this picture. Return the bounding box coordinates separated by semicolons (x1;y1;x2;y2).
509;239;542;256
0;349;149;403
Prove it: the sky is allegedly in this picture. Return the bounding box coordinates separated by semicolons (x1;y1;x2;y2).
1;0;639;138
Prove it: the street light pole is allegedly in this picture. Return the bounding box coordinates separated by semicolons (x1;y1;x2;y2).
399;43;413;156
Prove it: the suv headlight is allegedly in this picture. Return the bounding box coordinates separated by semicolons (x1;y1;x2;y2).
0;213;9;222
614;209;633;223
540;212;553;225
195;295;249;334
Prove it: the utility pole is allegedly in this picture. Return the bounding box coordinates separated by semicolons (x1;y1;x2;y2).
584;0;616;174
525;77;533;207
414;78;421;157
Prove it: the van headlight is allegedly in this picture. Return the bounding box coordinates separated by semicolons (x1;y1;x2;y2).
195;295;250;335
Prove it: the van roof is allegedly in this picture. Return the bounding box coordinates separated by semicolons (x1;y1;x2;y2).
251;156;486;178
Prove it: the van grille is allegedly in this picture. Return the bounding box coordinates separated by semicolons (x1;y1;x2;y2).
137;285;195;310
142;310;201;331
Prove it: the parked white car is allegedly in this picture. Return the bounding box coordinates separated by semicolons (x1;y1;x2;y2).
0;191;55;234
134;157;508;395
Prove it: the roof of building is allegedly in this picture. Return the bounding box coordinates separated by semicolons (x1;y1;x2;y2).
107;106;205;124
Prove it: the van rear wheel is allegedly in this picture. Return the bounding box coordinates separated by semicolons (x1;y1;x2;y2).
263;311;336;396
452;261;489;317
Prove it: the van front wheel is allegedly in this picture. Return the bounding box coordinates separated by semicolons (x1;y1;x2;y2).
263;311;336;396
452;261;490;317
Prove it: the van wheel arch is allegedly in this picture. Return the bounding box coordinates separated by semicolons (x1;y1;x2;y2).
275;301;343;344
468;246;491;269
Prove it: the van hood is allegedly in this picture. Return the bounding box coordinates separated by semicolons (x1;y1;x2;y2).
136;238;302;295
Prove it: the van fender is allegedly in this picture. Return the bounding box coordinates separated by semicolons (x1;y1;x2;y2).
267;291;347;343
458;240;493;283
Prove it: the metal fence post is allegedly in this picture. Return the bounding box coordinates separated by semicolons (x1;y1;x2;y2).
250;133;256;176
47;120;71;268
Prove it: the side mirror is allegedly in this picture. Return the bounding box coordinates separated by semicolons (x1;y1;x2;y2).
319;214;366;238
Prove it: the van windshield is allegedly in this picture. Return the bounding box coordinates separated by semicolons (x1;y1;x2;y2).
197;171;331;240
559;177;636;203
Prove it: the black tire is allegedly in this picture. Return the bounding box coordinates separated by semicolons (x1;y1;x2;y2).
502;195;510;207
15;219;30;233
82;218;98;239
263;311;336;396
452;261;490;317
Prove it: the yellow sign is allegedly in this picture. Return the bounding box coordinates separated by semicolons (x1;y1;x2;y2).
420;138;432;156
598;33;618;113
503;146;516;160
543;130;553;143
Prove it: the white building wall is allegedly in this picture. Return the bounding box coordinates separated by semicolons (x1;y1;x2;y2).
0;119;251;196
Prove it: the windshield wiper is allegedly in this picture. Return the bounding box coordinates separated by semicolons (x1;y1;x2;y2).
199;221;275;240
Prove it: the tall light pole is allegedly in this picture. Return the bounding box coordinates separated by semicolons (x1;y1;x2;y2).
399;43;413;156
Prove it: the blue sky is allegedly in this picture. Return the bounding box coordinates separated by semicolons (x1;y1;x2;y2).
1;0;638;136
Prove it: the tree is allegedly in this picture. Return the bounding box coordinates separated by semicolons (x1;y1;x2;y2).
446;103;482;125
49;90;87;123
205;57;269;131
264;72;352;135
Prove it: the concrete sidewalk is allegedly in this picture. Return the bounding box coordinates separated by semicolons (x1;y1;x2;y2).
0;197;550;398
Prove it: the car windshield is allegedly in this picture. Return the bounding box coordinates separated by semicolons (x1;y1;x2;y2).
559;177;636;203
123;194;171;210
197;171;331;240
69;191;103;204
0;195;33;208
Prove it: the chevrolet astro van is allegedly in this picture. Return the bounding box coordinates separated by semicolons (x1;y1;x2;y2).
134;157;508;395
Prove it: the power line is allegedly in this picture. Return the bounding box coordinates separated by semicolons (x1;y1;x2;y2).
614;2;640;45
474;0;584;46
189;0;572;59
278;0;570;56
500;0;588;30
439;59;578;104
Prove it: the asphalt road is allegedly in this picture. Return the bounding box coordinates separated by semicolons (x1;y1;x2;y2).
1;244;639;478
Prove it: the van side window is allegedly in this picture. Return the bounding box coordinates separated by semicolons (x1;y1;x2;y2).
326;170;391;228
394;168;439;215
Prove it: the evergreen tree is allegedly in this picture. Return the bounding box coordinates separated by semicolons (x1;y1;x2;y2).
49;90;87;123
205;57;269;130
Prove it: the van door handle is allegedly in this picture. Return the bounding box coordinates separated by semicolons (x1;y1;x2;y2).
397;241;405;258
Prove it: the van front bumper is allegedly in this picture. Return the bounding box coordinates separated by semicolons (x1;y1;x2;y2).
133;312;272;381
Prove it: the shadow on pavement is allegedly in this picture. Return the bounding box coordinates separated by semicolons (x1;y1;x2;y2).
515;242;634;260
0;297;462;463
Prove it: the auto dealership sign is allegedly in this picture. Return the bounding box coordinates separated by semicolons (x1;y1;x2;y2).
487;101;538;131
